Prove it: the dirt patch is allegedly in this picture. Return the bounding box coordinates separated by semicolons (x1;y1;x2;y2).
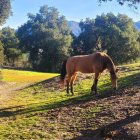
34;72;140;139
37;86;140;140
0;82;31;105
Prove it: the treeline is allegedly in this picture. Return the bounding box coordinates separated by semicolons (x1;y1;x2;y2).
0;5;140;72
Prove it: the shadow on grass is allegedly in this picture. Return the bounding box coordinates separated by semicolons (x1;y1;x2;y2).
0;72;139;118
0;93;93;117
70;113;140;140
14;75;60;91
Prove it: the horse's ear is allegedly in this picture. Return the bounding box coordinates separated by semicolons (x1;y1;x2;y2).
115;68;119;73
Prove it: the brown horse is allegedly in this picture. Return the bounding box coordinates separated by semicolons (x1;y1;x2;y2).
60;52;118;95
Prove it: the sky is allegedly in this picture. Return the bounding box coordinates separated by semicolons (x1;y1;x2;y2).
2;0;140;29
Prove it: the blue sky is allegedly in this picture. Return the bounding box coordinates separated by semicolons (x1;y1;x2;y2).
2;0;140;29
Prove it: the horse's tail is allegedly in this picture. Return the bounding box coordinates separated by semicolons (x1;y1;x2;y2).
60;59;67;82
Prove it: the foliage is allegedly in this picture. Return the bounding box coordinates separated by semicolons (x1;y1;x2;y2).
0;42;4;66
6;48;22;66
0;0;11;66
1;27;22;66
17;5;72;72
99;0;140;8
0;0;11;25
73;13;140;64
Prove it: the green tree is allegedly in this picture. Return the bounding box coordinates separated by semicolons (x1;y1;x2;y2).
1;27;21;66
99;0;140;8
74;13;140;64
17;5;72;72
6;48;22;66
0;0;11;26
0;42;4;66
73;18;99;55
0;0;11;66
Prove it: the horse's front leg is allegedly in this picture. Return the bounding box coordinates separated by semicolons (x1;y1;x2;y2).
66;75;72;96
91;72;99;94
70;73;77;95
70;82;73;95
66;79;70;96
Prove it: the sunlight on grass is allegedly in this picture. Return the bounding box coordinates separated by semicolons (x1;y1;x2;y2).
1;69;58;83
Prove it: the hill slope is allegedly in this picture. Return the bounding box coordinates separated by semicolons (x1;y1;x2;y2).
68;21;81;36
68;21;140;36
135;21;140;31
0;63;140;139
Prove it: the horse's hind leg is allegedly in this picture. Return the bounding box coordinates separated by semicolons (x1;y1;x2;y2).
66;75;72;96
91;72;99;94
66;78;70;96
70;73;77;95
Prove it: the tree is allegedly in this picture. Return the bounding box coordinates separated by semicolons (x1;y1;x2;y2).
17;5;72;72
1;27;21;66
73;18;99;55
0;0;11;26
0;42;4;66
99;0;140;8
74;13;140;64
6;48;22;66
0;0;11;66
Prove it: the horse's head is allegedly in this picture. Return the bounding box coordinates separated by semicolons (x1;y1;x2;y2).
110;68;119;90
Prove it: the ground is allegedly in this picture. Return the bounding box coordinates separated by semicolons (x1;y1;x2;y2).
0;63;139;140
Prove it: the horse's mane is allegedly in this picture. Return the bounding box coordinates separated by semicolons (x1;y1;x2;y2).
103;53;117;78
99;52;115;71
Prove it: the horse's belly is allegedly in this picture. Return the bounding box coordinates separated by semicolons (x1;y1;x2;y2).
81;69;94;73
76;66;94;73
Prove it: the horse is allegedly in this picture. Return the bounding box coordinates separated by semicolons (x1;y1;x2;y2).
60;52;118;96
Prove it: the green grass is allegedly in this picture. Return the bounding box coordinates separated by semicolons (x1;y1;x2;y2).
1;69;58;83
0;63;140;139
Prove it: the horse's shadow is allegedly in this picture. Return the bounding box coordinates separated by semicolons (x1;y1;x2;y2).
70;113;140;140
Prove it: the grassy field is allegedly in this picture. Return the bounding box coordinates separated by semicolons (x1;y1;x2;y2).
1;69;58;83
0;63;139;139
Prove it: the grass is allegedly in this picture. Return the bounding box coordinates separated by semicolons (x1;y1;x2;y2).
0;63;140;139
1;69;58;83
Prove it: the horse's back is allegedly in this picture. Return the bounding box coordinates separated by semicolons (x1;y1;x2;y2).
66;52;105;74
66;55;92;73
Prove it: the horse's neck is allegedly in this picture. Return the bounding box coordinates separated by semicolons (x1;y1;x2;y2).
106;57;115;72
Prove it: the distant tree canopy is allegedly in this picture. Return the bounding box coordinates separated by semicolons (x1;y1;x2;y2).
0;0;11;66
17;5;72;72
0;42;4;66
99;0;140;8
1;27;21;66
0;2;139;71
0;0;11;26
73;13;140;64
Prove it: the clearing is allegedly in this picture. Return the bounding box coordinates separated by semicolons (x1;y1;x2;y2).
0;63;139;140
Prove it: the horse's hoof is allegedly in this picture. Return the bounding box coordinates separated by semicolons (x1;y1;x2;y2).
66;94;70;96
